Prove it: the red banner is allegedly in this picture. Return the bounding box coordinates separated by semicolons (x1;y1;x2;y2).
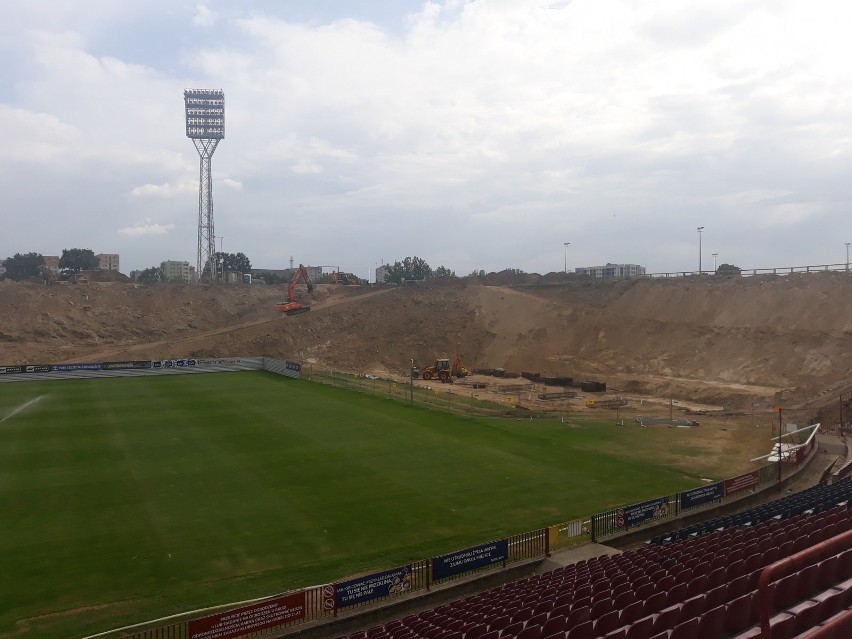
188;592;306;639
725;470;759;496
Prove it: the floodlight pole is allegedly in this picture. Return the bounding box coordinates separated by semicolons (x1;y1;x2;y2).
184;89;225;283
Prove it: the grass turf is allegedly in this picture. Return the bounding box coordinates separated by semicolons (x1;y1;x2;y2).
0;372;730;638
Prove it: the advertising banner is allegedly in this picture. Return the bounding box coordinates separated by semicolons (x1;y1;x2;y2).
1;366;23;374
187;592;306;639
680;482;724;509
725;470;759;496
619;497;670;528
334;565;413;609
102;360;153;370
432;539;509;581
22;365;50;373
50;363;104;372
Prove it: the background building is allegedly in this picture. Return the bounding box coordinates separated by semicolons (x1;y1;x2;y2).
161;260;194;283
97;253;120;271
375;264;390;284
575;263;646;279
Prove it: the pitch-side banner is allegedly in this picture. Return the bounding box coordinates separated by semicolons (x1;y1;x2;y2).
681;482;724;509
431;539;509;581
187;592;306;639
725;470;759;496
334;564;413;609
618;497;670;528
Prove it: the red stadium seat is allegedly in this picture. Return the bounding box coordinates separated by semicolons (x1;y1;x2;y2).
696;604;726;639
592;610;621;637
723;593;754;636
625;616;654;639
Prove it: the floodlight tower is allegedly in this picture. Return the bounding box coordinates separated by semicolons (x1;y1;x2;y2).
184;89;225;282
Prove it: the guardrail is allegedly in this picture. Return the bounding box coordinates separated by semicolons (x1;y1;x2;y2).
646;262;851;278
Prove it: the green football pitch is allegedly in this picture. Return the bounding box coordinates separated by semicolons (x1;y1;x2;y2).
0;372;708;639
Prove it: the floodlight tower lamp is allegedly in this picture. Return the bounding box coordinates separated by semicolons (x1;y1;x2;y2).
184;88;225;283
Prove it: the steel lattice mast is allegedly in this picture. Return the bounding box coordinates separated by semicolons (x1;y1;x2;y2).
184;89;225;283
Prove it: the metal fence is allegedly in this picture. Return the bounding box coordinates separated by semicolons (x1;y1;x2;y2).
307;371;548;418
645;262;852;279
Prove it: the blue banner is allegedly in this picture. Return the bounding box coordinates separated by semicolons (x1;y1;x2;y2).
335;565;413;608
432;539;509;581
620;497;670;528
681;482;724;509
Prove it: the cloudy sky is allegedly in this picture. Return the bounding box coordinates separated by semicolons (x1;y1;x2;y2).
2;0;851;279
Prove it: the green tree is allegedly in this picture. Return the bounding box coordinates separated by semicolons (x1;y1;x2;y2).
216;252;252;274
385;256;432;284
2;252;44;281
136;267;162;284
59;248;99;274
434;266;456;278
717;263;742;277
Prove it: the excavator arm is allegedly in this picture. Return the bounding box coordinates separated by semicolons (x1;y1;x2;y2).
276;264;314;315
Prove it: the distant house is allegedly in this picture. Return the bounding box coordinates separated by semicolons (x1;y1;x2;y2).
161;260;194;283
575;263;646;279
97;253;120;271
375;265;390;284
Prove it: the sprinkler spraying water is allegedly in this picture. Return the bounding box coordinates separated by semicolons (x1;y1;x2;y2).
0;395;47;423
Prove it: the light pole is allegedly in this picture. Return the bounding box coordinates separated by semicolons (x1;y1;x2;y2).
712;253;718;273
845;243;850;271
218;236;224;282
563;242;570;274
697;227;704;274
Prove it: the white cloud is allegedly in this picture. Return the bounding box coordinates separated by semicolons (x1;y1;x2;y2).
130;182;197;198
117;222;176;236
193;4;217;28
3;0;852;275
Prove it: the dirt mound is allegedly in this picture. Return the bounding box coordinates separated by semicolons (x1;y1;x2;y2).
2;273;851;410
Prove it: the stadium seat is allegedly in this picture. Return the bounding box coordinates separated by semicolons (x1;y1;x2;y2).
767;612;795;639
590;597;613;621
625;616;654;639
551;604;572;619
724;594;754;635
696;604;726;639
796;564;820;600
677;595;705;624
664;583;688;608
613;591;636;610
635;583;655;601
526;613;548;629
517;625;542;639
773;573;800;610
643;592;667;616
540;615;567;638
816;556;839;590
667;617;698;639
511;609;533;625
705;567;726;591
787;598;825;636
566;606;590;630
465;625;489;639
501;622;525;638
620;601;646;626
703;584;726;612
564;620;593;639
651;605;680;634
592;610;621;637
488;617;512;633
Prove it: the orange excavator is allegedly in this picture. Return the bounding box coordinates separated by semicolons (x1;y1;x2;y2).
275;264;314;315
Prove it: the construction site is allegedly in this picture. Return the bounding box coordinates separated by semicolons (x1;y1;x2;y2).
2;270;852;430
